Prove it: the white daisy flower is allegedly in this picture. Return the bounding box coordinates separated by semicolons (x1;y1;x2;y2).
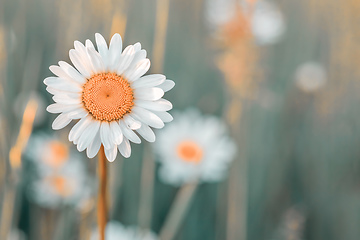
26;132;72;169
154;109;236;186
28;157;91;209
205;0;286;45
91;221;158;240
44;33;174;162
250;0;286;45
295;61;327;93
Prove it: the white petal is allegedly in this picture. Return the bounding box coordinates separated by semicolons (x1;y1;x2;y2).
132;107;164;129
53;94;81;105
134;87;164;101
69;116;92;142
100;122;112;150
153;111;173;123
116;45;135;75
95;33;108;67
73;41;94;73
52;113;72;130
44;77;82;92
46;103;82;113
109;121;123;145
158;80;175;92
133;42;141;51
46;86;62;95
136;124;155;142
69;49;91;78
108;33;123;71
118;138;131;158
126;49;147;72
86;131;101;158
58;61;86;84
131;74;165;89
124;59;150;82
123;114;141;130
105;145;118;162
67;108;88;119
85;39;95;50
134;99;172;111
77;121;100;152
49;65;73;82
87;47;105;72
119;121;141;144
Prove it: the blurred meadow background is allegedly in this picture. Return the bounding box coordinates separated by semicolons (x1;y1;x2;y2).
1;0;360;239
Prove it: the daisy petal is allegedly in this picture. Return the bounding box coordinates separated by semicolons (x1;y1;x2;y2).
100;122;112;150
133;42;141;52
87;131;101;158
118;137;131;158
77;120;100;152
69;116;92;142
158;80;175;92
152;111;173;123
67;108;88;119
108;33;123;71
53;94;81;105
49;65;73;82
46;103;82;113
132;107;164;129
44;77;82;92
124;59;150;82
105;145;118;162
52;113;72;130
135;99;172;111
95;33;109;66
136;124;156;142
87;47;105;72
123;114;141;130
58;61;86;84
134;87;164;101
131;74;165;89
119;121;141;144
85;39;95;50
69;49;91;78
109;121;123;145
116;45;135;75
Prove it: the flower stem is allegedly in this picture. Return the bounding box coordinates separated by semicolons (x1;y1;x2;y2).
98;146;107;240
159;181;198;240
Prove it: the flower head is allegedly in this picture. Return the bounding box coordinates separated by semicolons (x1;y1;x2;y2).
91;221;158;240
154;109;236;186
28;157;91;209
44;33;174;162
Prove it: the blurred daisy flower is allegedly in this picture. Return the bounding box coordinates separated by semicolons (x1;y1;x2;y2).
44;33;174;162
154;109;236;186
28;158;91;208
91;221;158;240
26;133;91;208
205;0;286;45
26;132;71;168
295;61;327;93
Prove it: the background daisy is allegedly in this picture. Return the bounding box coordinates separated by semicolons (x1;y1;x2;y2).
154;109;236;186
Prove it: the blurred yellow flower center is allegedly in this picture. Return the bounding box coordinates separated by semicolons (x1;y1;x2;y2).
43;141;69;168
82;73;134;121
177;140;203;163
46;176;72;197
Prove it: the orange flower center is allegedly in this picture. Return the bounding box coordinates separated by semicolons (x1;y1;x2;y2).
46;175;72;197
176;140;203;163
82;73;134;121
43;141;69;168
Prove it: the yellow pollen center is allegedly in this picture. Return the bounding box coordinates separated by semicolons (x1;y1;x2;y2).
177;140;203;163
46;175;72;197
82;73;134;121
43;141;69;168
